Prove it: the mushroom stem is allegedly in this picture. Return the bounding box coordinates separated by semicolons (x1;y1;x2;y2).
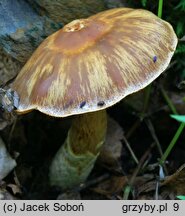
49;110;107;190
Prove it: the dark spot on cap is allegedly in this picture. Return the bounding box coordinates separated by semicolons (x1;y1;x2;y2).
80;101;86;108
97;101;105;106
153;56;157;63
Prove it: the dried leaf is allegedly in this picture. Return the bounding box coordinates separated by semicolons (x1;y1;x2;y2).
162;164;185;195
7;183;22;195
134;176;156;196
92;176;127;198
0;137;16;180
0;189;17;200
99;117;123;170
134;165;185;199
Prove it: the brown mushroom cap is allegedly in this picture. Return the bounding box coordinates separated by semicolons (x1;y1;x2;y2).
12;8;177;117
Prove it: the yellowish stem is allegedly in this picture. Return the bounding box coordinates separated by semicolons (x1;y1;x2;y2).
49;110;107;190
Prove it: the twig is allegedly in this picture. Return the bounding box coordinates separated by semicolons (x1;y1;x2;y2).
122;135;139;165
123;142;155;200
145;119;168;174
125;119;140;139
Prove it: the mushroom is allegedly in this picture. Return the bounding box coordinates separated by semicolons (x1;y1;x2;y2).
12;8;177;190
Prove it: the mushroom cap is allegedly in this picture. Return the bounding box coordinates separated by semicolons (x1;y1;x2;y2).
12;8;177;117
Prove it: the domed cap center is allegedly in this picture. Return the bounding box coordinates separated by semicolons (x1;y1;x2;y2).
52;18;111;54
63;19;88;32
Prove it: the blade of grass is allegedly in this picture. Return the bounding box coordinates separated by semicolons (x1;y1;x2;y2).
159;122;185;166
161;88;178;115
160;88;185;165
158;0;163;18
177;195;185;200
